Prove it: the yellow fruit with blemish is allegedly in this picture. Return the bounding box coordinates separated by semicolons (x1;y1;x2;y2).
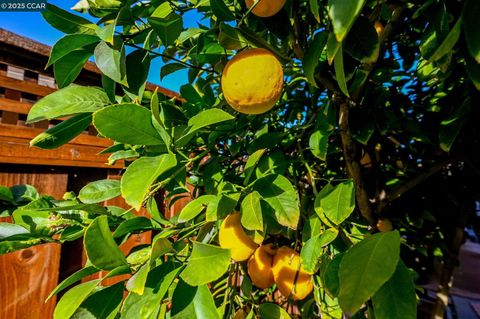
377;218;393;232
221;48;283;115
245;0;286;18
272;246;313;300
248;244;276;289
219;212;258;261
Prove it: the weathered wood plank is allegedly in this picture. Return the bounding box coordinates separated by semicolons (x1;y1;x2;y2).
0;73;55;97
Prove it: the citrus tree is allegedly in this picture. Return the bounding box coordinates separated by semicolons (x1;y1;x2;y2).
1;0;480;318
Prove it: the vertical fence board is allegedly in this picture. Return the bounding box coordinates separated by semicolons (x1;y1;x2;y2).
0;166;68;319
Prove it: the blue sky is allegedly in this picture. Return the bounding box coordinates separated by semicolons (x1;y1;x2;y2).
0;0;191;92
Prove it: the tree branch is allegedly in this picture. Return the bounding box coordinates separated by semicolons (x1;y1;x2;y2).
336;95;376;226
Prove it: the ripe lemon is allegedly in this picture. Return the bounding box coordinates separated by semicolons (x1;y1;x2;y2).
377;218;393;232
245;0;286;17
272;246;313;300
219;212;258;261
248;244;276;289
221;48;283;115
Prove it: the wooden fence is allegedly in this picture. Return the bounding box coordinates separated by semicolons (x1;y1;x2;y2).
0;28;184;318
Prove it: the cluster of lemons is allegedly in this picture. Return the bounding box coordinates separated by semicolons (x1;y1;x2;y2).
221;0;286;115
219;213;314;300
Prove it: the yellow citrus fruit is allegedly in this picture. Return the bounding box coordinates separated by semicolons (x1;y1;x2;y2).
377;218;393;232
272;246;313;300
248;244;276;289
221;48;283;115
245;0;286;17
219;212;258;261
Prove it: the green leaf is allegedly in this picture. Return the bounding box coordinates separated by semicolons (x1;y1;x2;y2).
47;34;99;67
94;41;127;85
258;303;291;319
210;0;235;21
93;104;164;145
241;191;263;231
121;262;182;319
121;154;177;210
177;195;216;223
328;0;366;42
309;129;329;161
464;0;480;63
372;261;417;319
188;108;235;133
113;217;153;238
253;174;300;229
30;113;91;149
244;149;266;185
42;3;98;35
96;23;116;44
0;223;29;239
303;32;328;88
338;231;401;315
160;63;187;80
309;0;321;22
180;242;231;286
439;99;471;152
27;85;110;123
218;22;246;50
327;32;341;65
125;49;151;98
429;17;462;62
53;280;102;319
47;266;100;301
171;281;220;319
466;55;480;91
84;215;128;270
344;17;379;63
334;46;349;97
54;49;92;88
300;228;339;273
323;253;344;297
148;2;183;46
205;193;239;222
0;186;14;203
126;263;150;295
318;180;355;225
79;179;121;204
72;282;124;319
420;4;449;61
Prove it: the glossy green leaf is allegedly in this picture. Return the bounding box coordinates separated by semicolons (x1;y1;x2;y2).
84;216;128;270
93;104;164;145
323;253;344;297
79;179;121;204
309;129;329;161
180;242;231;286
113;217;153;238
328;0;366;41
300;228;339;273
47;34;99;67
344;17;379;63
47;266;100;301
148;2;183;46
439;99;471;152
303;32;328;87
72;282;124;319
372;261;417;319
27;85;110;123
309;0;321;22
171;281;220;319
53;280;102;319
30;113;92;149
121;262;182;319
244;149;266;185
160;63;187;80
218;22;246;50
54;49;92;88
253;174;300;229
42;3;98;35
334;46;349;97
430;17;462;62
338;231;401;315
258;303;291;319
125;49;151;98
327;32;341;65
210;0;235;21
188;108;235;133
177;195;216;223
420;4;449;61
96;23;116;44
241;191;263;231
121;154;177;210
0;223;29;239
317;180;354;225
466;55;480;91
94;41;127;85
464;0;480;63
